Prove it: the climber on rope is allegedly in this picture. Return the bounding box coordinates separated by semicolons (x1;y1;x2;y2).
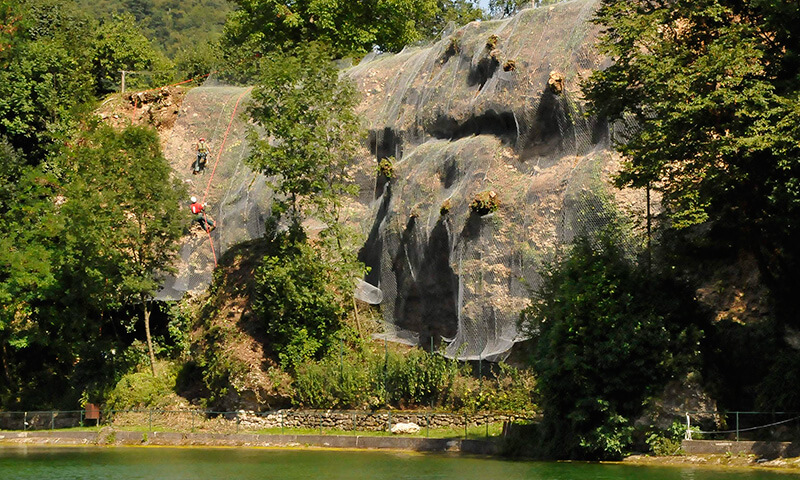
193;138;210;174
190;196;215;232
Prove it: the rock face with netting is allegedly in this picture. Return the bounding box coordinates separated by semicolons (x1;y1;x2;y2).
347;0;626;360
157;82;273;300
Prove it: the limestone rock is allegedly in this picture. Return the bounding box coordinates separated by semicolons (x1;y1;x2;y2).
391;422;421;434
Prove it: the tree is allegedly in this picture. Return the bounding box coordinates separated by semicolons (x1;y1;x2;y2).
252;232;350;370
0;141;61;404
0;0;95;161
520;231;702;459
221;0;439;59
247;42;362;228
583;0;800;324
246;43;365;369
59;122;185;375
90;13;173;94
418;0;484;38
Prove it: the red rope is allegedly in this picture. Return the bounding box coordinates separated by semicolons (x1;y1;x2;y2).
200;87;253;267
202;87;252;204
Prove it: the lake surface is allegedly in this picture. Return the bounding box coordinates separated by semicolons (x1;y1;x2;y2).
0;446;795;480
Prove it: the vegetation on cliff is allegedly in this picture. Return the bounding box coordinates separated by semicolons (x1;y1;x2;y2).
3;0;800;462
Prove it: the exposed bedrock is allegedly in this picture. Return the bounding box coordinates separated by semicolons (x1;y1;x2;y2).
349;0;613;358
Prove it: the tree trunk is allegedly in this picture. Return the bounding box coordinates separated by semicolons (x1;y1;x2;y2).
142;295;156;376
0;341;11;383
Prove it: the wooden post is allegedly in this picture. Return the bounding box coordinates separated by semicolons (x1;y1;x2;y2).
120;70;126;94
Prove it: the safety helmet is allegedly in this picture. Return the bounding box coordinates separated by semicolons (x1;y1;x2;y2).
199;138;205;142
190;196;197;203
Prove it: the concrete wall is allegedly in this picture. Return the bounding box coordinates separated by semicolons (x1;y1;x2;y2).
683;439;800;458
0;430;498;455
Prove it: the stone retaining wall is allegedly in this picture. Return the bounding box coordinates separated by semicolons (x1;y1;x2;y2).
236;411;515;432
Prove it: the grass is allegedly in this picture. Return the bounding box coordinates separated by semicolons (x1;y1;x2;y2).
2;422;506;440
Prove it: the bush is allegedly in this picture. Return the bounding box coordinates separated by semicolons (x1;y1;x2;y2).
520;229;702;459
252;232;348;371
106;370;177;410
469;190;500;215
294;352;374;409
646;421;686;456
291;343;537;412
377;157;395;178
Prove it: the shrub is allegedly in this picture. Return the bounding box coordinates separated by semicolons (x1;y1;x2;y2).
106;370;177;410
486;34;499;49
520;229;702;459
646;421;686;456
252;232;348;371
377;157;395;178
469;190;500;215
440;199;452;216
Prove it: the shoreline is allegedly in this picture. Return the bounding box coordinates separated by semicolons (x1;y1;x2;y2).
0;429;497;455
3;430;800;472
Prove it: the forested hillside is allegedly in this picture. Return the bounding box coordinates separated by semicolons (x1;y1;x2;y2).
76;0;233;58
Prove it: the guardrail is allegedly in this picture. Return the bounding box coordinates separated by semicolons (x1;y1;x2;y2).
682;411;800;443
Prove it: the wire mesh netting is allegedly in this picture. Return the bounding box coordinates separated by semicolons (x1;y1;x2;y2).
347;0;637;360
156;80;273;300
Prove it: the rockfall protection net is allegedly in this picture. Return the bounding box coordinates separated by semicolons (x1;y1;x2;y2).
156;80;273;300
347;0;641;360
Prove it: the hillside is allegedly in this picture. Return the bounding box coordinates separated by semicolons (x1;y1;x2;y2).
76;0;233;57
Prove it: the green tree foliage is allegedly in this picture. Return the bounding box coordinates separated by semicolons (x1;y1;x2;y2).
0;0;95;161
59;122;186;375
583;0;800;322
222;0;439;59
0;143;61;404
246;44;365;371
420;0;484;37
76;0;232;59
520;231;702;459
90;13;173;94
488;0;562;18
251;231;349;371
247;42;361;227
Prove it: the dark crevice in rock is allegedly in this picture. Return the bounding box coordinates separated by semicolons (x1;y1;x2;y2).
368;127;402;163
429;109;517;141
439;156;459;189
468;56;500;90
391;218;459;347
359;183;392;288
519;89;579;160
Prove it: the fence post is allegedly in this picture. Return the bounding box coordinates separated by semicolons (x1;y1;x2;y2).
149;409;153;434
387;411;392;433
281;411;284;435
736;412;740;442
485;414;489;439
236;412;240;434
464;413;468;439
23;411;27;431
51;411;55;431
352;412;356;432
319;412;322;435
426;412;430;438
685;413;692;440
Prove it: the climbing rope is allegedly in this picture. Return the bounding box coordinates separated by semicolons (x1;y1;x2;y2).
200;87;253;267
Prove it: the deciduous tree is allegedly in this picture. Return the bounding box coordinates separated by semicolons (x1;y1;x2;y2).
583;0;800;323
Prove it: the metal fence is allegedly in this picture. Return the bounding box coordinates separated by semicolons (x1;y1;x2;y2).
683;411;800;443
0;409;537;440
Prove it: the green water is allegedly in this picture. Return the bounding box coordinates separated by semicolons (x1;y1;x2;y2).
0;446;795;480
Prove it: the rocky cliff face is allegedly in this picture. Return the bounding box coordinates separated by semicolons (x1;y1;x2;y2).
345;0;641;360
